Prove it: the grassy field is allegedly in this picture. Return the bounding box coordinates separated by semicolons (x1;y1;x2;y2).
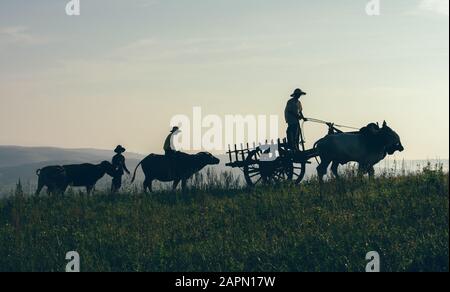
0;165;448;272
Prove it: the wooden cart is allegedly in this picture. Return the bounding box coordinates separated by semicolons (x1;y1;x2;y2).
225;137;318;187
225;121;350;187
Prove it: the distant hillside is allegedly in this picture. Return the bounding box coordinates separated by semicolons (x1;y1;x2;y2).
0;146;144;168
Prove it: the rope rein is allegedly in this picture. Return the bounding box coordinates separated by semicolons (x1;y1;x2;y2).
305;117;360;131
300;117;360;145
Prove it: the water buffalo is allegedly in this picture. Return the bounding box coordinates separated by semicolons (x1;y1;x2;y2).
315;121;404;182
35;161;115;195
131;152;220;192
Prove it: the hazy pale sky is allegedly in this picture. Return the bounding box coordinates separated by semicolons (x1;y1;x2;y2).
0;0;448;159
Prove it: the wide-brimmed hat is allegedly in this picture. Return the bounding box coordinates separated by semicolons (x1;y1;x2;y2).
170;126;180;133
114;145;126;154
291;88;307;98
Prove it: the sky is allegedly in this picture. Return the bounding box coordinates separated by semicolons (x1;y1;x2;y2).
0;0;448;160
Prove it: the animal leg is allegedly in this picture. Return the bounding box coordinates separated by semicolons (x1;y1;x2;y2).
331;162;340;179
358;164;369;178
86;185;94;195
143;181;148;193
173;180;180;191
368;166;375;179
35;182;44;196
317;159;331;183
61;184;69;195
147;180;153;193
143;179;153;193
47;183;59;196
181;179;187;192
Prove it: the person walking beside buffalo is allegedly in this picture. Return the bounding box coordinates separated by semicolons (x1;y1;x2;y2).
111;145;130;193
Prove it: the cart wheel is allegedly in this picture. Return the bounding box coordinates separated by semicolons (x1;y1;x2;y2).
243;149;266;186
292;162;307;185
278;148;307;185
243;149;295;187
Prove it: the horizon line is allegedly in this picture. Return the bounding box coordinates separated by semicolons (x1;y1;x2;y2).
0;144;448;162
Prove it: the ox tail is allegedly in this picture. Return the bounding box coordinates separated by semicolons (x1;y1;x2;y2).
312;137;326;159
131;160;143;183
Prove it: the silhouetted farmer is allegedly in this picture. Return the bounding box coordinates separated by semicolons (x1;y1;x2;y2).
111;145;130;193
285;88;307;151
164;127;181;155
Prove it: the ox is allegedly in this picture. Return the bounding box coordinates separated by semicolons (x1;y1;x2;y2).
315;121;404;182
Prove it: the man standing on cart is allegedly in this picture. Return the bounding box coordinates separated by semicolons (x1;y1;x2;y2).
285;88;307;151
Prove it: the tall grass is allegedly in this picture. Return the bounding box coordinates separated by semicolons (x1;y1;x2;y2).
0;165;448;272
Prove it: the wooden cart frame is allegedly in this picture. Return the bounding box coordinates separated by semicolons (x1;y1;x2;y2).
226;136;317;187
225;122;347;187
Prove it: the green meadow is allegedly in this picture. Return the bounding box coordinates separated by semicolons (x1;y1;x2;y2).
0;165;448;272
